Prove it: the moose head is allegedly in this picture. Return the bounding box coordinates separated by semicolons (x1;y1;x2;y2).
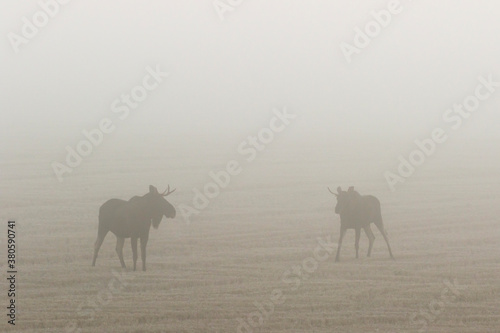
146;185;176;228
327;186;357;215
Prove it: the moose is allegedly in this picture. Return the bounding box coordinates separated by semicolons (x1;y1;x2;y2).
92;185;176;271
328;186;394;262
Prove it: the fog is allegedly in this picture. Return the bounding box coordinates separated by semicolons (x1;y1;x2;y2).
2;1;500;148
1;1;500;332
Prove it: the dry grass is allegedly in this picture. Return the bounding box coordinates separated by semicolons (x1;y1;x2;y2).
2;140;499;332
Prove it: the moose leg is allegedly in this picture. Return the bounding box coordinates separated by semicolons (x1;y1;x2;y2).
354;228;361;259
140;236;148;271
335;226;347;262
131;237;138;271
92;230;108;266
363;225;375;257
375;222;394;259
115;236;126;268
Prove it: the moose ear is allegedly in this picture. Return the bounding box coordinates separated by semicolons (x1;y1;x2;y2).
348;186;354;192
337;186;342;194
149;185;158;194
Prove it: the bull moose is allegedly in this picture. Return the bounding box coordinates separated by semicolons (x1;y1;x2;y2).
328;186;394;262
92;185;176;271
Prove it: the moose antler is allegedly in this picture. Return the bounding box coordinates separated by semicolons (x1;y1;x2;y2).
161;185;176;196
327;187;338;196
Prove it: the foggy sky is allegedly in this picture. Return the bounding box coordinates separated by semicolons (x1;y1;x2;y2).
2;0;500;151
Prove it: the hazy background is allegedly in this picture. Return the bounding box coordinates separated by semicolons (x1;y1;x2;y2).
2;1;500;146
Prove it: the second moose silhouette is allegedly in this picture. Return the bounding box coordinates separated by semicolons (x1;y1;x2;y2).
328;186;394;262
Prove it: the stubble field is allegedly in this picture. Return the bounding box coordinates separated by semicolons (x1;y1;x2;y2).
2;139;499;333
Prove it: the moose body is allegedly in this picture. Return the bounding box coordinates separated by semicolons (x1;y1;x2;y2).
329;186;394;262
92;185;176;271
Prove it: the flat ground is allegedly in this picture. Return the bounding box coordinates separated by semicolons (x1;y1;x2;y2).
2;139;499;332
